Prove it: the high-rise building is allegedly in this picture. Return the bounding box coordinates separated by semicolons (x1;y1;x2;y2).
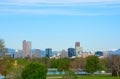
75;41;83;57
60;50;68;58
32;49;41;58
75;42;80;48
46;48;52;58
95;51;103;57
76;47;83;57
15;49;23;58
27;41;32;58
68;48;75;58
23;40;27;58
23;40;32;58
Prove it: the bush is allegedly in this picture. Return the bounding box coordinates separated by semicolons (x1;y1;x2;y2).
21;62;47;79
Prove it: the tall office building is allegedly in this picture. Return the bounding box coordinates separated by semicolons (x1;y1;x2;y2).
23;40;32;58
27;41;32;58
15;49;23;58
23;40;27;58
32;49;41;58
68;48;75;58
75;42;80;48
75;41;82;57
60;50;68;58
46;48;52;58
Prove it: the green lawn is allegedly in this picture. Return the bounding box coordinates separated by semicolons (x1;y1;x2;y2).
47;75;120;79
78;76;120;79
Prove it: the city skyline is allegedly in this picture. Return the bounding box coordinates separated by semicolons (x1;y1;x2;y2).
0;0;120;51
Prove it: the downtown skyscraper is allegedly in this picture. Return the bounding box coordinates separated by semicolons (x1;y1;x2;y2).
75;41;83;57
46;48;52;58
68;48;75;58
23;40;32;58
75;42;80;48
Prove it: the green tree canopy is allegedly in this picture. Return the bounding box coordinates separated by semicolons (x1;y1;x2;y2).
0;57;14;76
57;58;71;72
50;58;58;68
86;55;100;75
21;62;47;79
99;58;108;71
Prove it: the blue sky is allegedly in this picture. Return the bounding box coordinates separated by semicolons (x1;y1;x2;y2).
0;0;120;51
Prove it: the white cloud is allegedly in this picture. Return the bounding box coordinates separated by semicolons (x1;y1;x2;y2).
0;0;120;7
10;0;120;3
0;0;120;16
1;0;120;5
0;8;119;16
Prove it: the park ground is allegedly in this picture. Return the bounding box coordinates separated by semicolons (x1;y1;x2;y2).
47;75;120;79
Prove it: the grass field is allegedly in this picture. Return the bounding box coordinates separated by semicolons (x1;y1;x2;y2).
47;75;120;79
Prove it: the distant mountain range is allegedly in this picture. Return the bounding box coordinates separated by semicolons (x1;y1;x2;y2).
114;49;120;55
108;49;120;55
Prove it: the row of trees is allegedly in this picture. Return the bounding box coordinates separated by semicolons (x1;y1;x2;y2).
29;55;120;76
1;56;119;79
20;56;108;75
0;54;119;77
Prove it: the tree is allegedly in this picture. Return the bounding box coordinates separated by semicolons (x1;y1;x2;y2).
50;58;58;68
0;39;5;57
99;58;108;72
57;58;71;72
21;62;47;79
70;58;86;72
86;55;100;75
39;57;51;68
0;39;5;49
10;58;29;78
0;57;14;77
111;55;120;77
57;58;77;79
